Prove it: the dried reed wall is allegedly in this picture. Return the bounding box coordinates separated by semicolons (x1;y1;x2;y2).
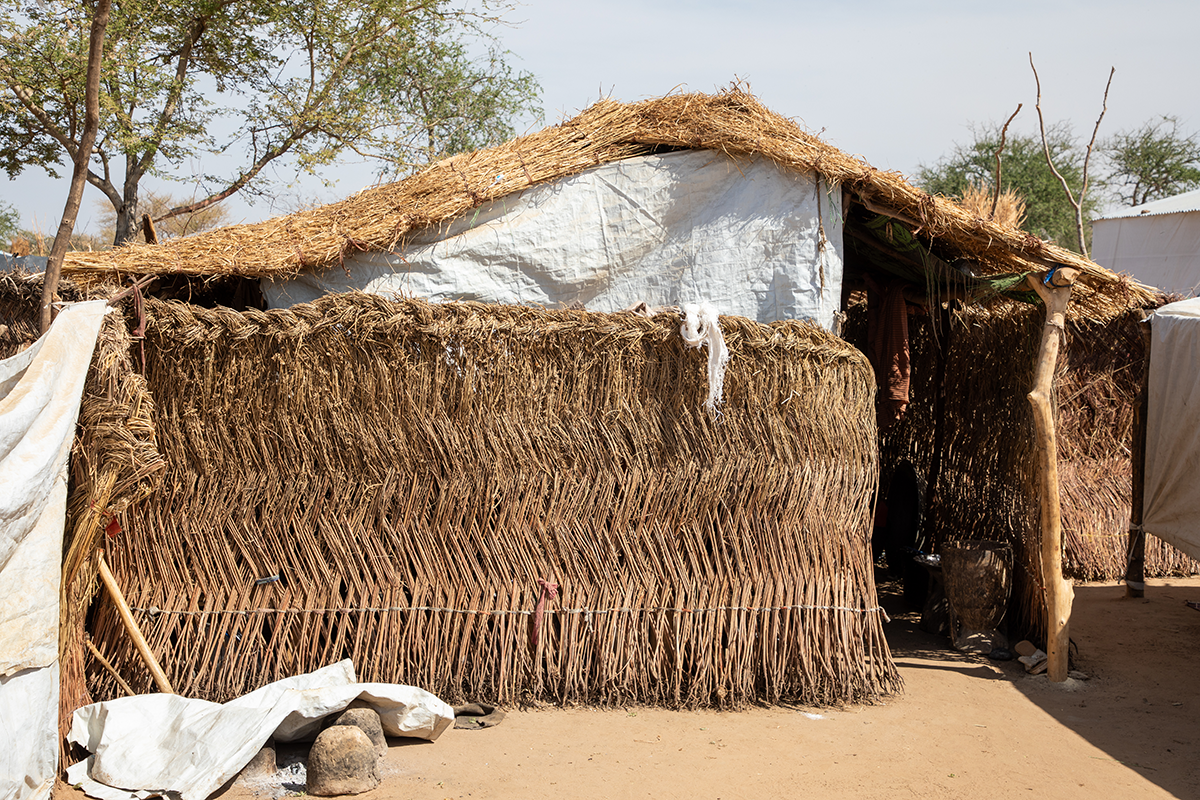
83;293;899;708
847;298;1198;641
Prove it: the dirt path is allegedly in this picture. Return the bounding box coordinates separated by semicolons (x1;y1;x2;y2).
66;577;1200;800
372;577;1200;799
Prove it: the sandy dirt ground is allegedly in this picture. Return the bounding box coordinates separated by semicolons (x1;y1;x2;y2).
60;576;1200;800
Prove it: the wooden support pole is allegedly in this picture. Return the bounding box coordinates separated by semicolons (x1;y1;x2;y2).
1125;318;1152;597
142;214;158;244
1026;267;1078;683
96;551;175;694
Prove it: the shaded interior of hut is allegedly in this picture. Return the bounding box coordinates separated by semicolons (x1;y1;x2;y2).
837;194;1156;647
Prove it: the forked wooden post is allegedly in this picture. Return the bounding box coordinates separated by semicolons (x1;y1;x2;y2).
1026;267;1078;683
96;550;175;694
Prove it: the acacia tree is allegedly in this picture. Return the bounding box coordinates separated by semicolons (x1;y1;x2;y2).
1102;115;1200;207
95;189;231;239
0;200;17;243
0;0;540;245
916;122;1100;248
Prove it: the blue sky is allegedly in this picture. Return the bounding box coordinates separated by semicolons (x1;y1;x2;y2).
4;0;1199;238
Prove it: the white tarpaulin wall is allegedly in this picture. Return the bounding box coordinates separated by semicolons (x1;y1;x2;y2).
263;151;844;329
1092;193;1200;297
0;301;110;800
1143;297;1200;562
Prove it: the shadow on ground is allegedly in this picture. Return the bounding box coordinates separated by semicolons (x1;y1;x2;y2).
880;572;1200;799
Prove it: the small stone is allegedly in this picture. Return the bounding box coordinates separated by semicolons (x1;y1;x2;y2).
1018;649;1048;673
234;742;276;786
329;706;388;758
1069;669;1089;681
307;726;380;796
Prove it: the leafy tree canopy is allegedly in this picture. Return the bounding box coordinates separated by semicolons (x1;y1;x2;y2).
0;0;541;244
0;200;18;244
915;121;1099;249
1101;115;1200;207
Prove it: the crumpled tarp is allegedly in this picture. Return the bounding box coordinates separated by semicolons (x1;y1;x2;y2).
262;150;845;330
0;300;111;800
66;660;455;800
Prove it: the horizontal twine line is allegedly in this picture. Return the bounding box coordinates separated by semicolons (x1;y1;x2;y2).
128;604;886;618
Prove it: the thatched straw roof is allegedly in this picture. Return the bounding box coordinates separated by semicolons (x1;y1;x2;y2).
61;88;1156;313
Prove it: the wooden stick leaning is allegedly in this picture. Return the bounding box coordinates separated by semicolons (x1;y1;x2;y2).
96;550;175;694
84;636;135;697
1026;267;1078;683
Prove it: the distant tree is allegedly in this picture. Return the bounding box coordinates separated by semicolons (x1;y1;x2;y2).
95;189;232;240
0;0;541;245
14;225;110;255
0;200;18;243
1101;116;1200;207
916;122;1100;249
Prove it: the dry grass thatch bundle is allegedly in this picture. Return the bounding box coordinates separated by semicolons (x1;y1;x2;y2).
80;292;900;708
957;184;1028;231
58;307;165;741
58;89;1153;318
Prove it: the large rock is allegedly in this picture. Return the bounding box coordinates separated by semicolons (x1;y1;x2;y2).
307;726;380;796
233;742;276;788
329;706;388;757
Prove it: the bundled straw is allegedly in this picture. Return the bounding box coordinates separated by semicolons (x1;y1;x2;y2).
83;293;900;708
58;304;165;743
59;89;1153;319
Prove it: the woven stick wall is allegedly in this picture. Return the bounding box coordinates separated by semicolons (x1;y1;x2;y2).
84;293;899;708
884;304;1046;638
847;297;1197;642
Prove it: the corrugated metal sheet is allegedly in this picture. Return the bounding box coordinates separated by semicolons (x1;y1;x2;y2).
1096;188;1200;220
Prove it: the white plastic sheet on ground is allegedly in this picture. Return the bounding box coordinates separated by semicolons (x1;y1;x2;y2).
66;661;454;800
0;300;110;800
1143;297;1200;561
262;150;844;329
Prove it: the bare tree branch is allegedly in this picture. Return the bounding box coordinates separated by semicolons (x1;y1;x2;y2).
991;103;1022;220
154;126;316;222
1029;53;1114;258
1080;67;1116;222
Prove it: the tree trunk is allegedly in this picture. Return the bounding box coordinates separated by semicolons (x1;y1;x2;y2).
39;0;111;333
113;183;141;246
1026;268;1078;683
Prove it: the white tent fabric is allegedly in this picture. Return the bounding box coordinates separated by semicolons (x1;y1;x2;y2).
262;150;844;329
0;300;111;800
1143;297;1200;561
66;661;454;800
1092;201;1200;297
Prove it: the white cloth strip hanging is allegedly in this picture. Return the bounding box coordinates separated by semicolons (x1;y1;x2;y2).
681;302;729;415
